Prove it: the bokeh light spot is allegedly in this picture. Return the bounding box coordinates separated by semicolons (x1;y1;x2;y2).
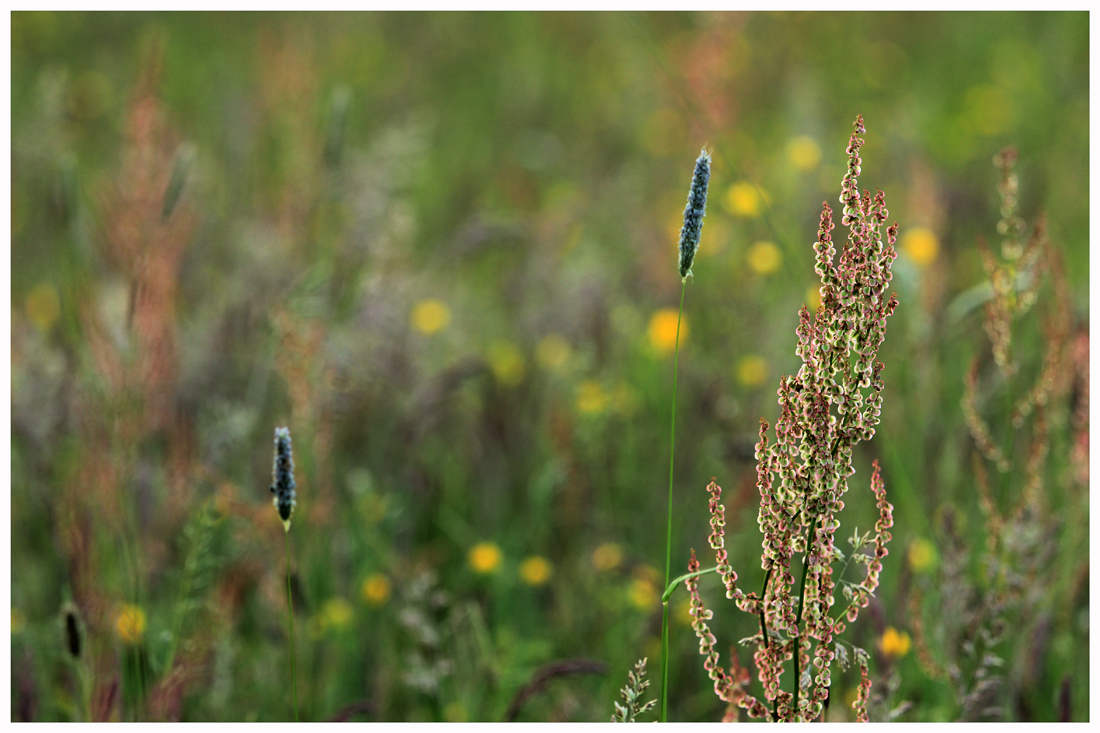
880;626;911;659
592;543;623;572
536;334;571;371
903;227;939;267
736;354;768;388
519;555;553;586
806;285;823;311
25;282;61;333
787;136;822;171
725;181;766;218
411;298;451;335
576;380;609;415
115;604;146;645
488;341;525;386
361;573;392;606
468;542;502;574
648;309;686;354
748;241;782;275
907;538;938;573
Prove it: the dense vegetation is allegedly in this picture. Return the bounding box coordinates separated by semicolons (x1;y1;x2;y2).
10;11;1088;722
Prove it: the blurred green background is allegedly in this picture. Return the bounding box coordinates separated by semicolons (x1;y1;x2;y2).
10;11;1088;722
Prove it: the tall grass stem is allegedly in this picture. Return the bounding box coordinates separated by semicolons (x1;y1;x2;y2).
660;278;687;723
285;528;299;722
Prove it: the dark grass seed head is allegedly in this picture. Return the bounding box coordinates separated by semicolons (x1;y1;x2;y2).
271;427;297;529
62;603;83;660
678;148;711;280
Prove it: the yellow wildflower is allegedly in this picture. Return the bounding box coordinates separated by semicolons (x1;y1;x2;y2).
748;241;782;275
880;626;911;659
736;355;768;388
677;598;695;626
787;136;822;171
592;543;623;572
11;608;26;635
576;380;609;415
902;227;939;267
468;542;502;574
519;556;553;586
443;701;468;722
908;538;938;573
610;383;639;417
629;578;658;610
411;298;451;335
648;308;686;355
725;181;767;218
806;284;823;311
536;334;572;371
361;573;392;606
320;598;353;632
115;604;146;645
488;341;525;386
25;283;61;333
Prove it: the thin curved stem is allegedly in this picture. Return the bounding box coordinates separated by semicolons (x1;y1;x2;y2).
662;566;719;603
286;528;299;722
660;279;687;724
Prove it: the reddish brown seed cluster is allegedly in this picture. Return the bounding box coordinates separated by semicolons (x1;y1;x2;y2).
963;148;1075;531
687;115;899;722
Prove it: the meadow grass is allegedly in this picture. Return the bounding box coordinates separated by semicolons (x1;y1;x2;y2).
9;12;1087;722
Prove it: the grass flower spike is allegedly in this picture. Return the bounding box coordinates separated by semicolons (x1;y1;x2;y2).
659;147;712;721
678;149;711;280
271;427;297;530
271;426;300;720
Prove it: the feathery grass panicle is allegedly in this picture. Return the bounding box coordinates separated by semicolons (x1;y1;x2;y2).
612;658;658;723
678;149;711;280
271;427;297;530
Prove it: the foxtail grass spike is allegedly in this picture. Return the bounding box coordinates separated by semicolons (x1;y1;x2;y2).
678;149;711;280
271;427;297;530
62;603;83;660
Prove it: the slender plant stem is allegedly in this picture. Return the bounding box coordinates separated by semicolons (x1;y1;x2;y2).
792;517;818;720
753;565;776;721
285;528;299;722
758;566;773;649
660;601;670;722
662;566;718;603
660;278;687;723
